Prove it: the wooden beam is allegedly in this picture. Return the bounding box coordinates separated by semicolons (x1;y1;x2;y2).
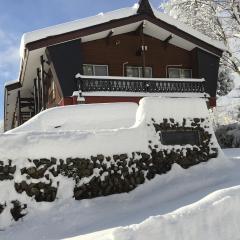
163;35;173;49
20;102;34;108
17;91;21;126
37;68;41;112
20;97;34;102
163;34;173;43
5;82;21;91
33;78;38;115
106;30;114;45
40;55;46;110
106;30;114;38
135;22;144;35
137;0;155;17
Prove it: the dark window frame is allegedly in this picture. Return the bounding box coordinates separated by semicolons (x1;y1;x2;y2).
82;64;109;76
125;66;153;78
167;67;192;78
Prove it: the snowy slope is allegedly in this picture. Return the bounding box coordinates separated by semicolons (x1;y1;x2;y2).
1;149;240;240
74;185;240;240
0;97;237;240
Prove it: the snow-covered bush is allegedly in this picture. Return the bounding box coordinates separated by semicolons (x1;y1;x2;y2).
217;67;235;96
215;123;240;148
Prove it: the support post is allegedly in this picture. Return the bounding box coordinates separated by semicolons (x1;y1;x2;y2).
37;68;41;112
33;78;38;115
40;55;46;110
17;90;21;126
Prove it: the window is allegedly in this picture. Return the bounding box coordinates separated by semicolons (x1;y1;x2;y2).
168;68;192;78
126;66;152;78
83;64;108;76
160;130;200;146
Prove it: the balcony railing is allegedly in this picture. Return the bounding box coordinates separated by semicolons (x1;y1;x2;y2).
76;75;206;94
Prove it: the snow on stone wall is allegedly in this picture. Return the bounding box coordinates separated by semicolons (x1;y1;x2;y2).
0;97;220;227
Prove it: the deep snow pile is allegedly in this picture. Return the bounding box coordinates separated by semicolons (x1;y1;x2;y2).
75;185;240;240
7;102;137;133
0;149;240;240
0;97;213;160
0;97;219;228
0;97;223;239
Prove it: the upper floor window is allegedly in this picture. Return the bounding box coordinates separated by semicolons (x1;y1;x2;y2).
83;64;109;76
126;66;152;78
168;68;192;78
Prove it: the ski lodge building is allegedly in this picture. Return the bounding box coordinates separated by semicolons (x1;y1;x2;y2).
4;0;225;131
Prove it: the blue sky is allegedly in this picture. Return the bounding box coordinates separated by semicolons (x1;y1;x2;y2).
0;0;163;120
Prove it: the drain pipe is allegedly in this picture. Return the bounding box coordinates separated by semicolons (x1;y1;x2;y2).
122;62;129;76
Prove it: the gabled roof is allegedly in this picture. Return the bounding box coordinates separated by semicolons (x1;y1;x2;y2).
20;0;225;58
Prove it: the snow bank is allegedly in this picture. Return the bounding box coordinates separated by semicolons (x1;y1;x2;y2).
1;97;215;160
0;149;236;240
7;102;137;133
0;97;221;234
76;185;240;240
136;97;209;124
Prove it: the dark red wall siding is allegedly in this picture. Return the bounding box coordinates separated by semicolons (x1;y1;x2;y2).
82;32;193;78
84;96;142;104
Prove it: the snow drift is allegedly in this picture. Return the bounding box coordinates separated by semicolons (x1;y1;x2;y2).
7;102;137;133
0;97;222;236
75;185;240;240
1;149;237;240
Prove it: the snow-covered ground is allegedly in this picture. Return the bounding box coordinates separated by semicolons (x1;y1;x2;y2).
0;149;240;240
0;98;238;240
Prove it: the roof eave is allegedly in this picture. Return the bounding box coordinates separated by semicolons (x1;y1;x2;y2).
25;13;224;57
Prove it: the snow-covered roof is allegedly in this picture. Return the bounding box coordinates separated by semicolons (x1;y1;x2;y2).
20;3;225;58
20;6;137;57
152;8;226;51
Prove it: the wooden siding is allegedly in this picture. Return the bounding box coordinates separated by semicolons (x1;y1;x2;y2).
81;32;193;78
84;96;142;104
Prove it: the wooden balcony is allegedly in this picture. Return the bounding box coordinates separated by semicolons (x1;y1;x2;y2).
76;75;206;94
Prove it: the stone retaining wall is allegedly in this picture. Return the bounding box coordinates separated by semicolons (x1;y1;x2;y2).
0;117;218;221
